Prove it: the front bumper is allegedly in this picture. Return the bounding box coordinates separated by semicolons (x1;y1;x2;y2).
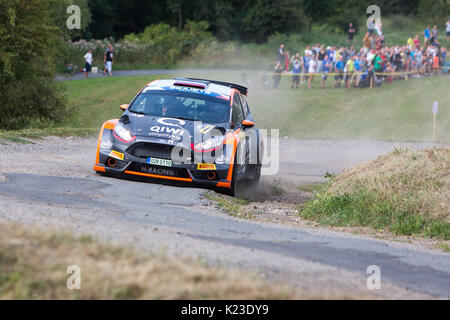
94;131;233;189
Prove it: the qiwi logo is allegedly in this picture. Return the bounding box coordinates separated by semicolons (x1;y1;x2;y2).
157;118;186;127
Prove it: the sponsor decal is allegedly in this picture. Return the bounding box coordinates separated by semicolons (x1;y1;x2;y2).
199;125;215;134
150;125;184;135
197;163;216;170
157;118;186;127
143;85;230;100
109;150;124;160
141;165;176;176
148;131;182;141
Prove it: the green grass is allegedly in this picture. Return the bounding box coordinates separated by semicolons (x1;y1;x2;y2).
204;193;251;217
249;75;450;142
57;73;450;143
62;75;165;129
4;72;448;143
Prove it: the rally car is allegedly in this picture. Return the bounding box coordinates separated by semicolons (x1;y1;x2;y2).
93;78;263;196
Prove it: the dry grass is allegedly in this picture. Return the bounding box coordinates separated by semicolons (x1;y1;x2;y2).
330;148;449;221
0;220;298;299
302;148;450;239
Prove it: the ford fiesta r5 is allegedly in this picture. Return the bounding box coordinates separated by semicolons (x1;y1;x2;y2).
93;78;264;196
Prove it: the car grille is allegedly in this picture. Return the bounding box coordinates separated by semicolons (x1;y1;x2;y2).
127;142;192;161
126;142;173;159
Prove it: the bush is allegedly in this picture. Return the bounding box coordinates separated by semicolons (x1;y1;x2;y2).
0;0;70;130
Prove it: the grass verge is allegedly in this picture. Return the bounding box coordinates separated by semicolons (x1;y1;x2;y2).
0;219;297;299
300;148;450;240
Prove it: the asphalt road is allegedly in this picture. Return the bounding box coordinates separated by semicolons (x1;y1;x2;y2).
0;137;448;299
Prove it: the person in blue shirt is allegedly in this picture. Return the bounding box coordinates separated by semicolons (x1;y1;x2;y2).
291;57;302;89
334;56;345;88
302;54;311;84
354;55;363;87
424;26;430;47
321;55;332;89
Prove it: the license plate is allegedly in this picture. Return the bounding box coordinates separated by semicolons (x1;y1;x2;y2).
147;157;172;167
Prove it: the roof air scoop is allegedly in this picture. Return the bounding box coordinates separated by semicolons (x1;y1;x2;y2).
173;82;206;90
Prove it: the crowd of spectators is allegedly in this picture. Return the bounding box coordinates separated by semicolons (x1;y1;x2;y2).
273;22;448;89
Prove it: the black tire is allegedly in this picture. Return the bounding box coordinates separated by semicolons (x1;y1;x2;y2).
247;164;261;186
221;152;238;197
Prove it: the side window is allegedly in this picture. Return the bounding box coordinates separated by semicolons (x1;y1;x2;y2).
231;93;244;127
239;94;249;118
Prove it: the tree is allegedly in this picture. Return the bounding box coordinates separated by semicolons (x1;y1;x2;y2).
0;0;69;130
417;0;449;24
167;0;183;31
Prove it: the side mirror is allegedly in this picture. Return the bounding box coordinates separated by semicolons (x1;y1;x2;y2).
241;120;255;128
120;104;129;111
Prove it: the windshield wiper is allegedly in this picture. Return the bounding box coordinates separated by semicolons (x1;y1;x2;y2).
129;110;147;115
171;116;196;122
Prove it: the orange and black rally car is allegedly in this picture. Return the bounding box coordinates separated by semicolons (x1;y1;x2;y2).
93;78;263;196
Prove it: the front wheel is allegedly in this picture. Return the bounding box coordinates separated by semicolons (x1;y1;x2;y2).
220;153;238;197
246;164;261;186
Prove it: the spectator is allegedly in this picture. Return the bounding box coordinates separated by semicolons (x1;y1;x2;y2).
273;61;283;89
316;46;326;75
285;51;290;72
104;43;114;76
83;49;93;80
354;54;363;87
302;51;311;84
321;55;332;89
424;25;431;48
345;55;355;88
334;56;345;88
407;35;414;50
433;54;440;75
304;45;313;57
413;34;421;49
291;57;302;89
348;23;356;45
431;25;438;43
447;20;450;40
307;55;317;89
278;44;285;63
363;32;371;53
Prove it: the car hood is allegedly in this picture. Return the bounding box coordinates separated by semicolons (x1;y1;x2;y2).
125;113;227;143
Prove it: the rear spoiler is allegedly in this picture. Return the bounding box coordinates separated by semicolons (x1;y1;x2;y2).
176;78;248;96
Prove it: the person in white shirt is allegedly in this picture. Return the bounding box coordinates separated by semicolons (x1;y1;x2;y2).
84;49;93;79
446;20;450;39
304;46;313;58
308;56;317;89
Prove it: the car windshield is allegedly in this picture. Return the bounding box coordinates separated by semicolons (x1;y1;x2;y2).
129;90;230;124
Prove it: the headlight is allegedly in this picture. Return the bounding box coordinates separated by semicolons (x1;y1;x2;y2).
113;124;135;143
193;136;224;152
